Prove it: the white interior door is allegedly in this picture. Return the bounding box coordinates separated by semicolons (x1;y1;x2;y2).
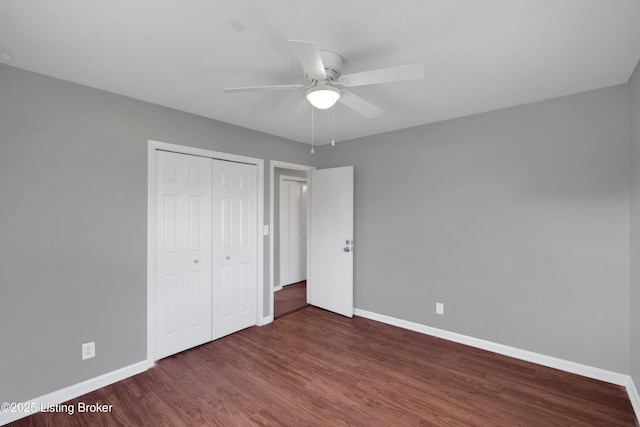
308;166;354;317
212;159;258;339
280;179;307;286
156;151;212;359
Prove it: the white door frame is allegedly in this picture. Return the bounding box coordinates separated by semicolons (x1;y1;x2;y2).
268;161;315;323
277;175;308;291
148;140;265;363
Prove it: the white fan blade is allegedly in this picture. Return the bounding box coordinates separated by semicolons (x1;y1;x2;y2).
339;91;383;119
289;40;327;80
224;84;304;93
287;97;310;119
338;63;424;87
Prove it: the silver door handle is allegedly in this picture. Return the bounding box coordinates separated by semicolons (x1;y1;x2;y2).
194;259;199;264
344;247;350;252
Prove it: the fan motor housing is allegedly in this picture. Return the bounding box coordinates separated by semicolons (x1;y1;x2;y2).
319;50;344;82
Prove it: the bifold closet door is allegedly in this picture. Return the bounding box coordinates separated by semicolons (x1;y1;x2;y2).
156;151;213;359
212;160;258;340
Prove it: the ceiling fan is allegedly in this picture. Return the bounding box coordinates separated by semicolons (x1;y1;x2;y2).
223;40;424;119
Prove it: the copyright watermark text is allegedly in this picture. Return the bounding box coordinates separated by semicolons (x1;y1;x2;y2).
1;401;113;415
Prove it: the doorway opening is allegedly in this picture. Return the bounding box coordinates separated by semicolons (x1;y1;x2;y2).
269;161;354;321
269;161;315;321
277;174;308;290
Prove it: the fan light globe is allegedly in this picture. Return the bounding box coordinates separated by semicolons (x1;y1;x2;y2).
306;87;340;109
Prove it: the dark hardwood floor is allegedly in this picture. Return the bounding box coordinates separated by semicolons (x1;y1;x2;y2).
274;281;307;319
10;306;637;426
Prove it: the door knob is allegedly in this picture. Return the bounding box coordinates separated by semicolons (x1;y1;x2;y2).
194;259;199;264
344;247;351;252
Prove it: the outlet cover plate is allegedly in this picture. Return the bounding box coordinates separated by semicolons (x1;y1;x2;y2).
436;302;444;315
82;342;95;360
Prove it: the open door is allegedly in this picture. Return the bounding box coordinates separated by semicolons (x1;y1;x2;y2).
308;166;354;317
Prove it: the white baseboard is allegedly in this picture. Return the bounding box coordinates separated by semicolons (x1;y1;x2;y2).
258;314;274;326
0;360;153;426
354;308;639;422
627;377;640;421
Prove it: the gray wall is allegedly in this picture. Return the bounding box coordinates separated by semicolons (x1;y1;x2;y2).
0;63;312;403
316;85;631;373
274;167;308;287
630;59;640;387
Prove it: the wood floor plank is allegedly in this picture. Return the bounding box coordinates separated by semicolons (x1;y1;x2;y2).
8;306;637;426
273;281;307;319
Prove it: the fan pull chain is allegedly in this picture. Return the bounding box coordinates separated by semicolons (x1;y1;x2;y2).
310;106;315;154
331;104;336;146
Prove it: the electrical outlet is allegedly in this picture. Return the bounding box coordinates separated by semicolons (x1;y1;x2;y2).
82;342;95;360
436;302;444;315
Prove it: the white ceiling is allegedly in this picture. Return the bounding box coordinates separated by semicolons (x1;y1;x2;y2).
2;0;640;145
